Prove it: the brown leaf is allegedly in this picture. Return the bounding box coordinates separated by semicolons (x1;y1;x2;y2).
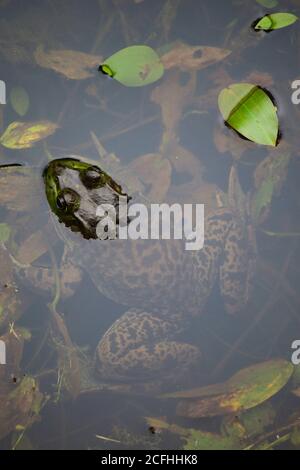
161;360;294;418
34;45;102;80
246;71;274;89
161;42;231;72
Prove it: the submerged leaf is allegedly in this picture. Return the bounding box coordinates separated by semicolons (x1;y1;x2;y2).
256;0;278;7
145;417;239;450
0;121;58;149
252;152;290;222
290;427;300;447
254;13;298;31
162;360;293;418
101;45;164;87
0;223;11;242
222;402;276;441
183;428;240;451
252;179;275;222
218;83;279;146
35;45;102;80
160;42;231;72
10;86;30;117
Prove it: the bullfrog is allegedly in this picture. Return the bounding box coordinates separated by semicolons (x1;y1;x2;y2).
41;156;256;388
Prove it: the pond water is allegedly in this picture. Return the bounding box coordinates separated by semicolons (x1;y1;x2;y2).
0;0;300;450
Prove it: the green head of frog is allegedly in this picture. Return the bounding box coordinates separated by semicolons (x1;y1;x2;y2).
43;158;129;240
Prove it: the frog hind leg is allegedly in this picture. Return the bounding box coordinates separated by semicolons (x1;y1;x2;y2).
17;260;82;299
219;215;255;315
96;309;200;383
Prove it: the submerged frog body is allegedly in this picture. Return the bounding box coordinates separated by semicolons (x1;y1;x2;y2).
43;158;255;385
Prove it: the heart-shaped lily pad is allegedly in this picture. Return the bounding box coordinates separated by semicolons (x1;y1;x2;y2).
218;83;279;146
100;45;164;87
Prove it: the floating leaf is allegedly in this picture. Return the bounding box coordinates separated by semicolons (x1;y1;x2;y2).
0;121;58;149
218;83;279;146
254;13;298;31
252;152;290;222
35;45;102;80
0;223;11;242
256;0;278;8
10;87;29;117
162;360;293;418
101;45;164;87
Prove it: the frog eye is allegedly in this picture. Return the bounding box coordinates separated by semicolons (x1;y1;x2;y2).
81;166;106;189
56;189;80;212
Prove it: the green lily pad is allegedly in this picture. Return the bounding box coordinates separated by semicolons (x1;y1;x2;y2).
254;13;298;31
218;83;279;146
100;45;164;87
162;360;293;418
10;86;30;117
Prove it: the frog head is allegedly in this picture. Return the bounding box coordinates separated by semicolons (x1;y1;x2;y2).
43;158;129;239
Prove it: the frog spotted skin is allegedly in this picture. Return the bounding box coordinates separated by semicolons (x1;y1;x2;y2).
43;158;255;385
